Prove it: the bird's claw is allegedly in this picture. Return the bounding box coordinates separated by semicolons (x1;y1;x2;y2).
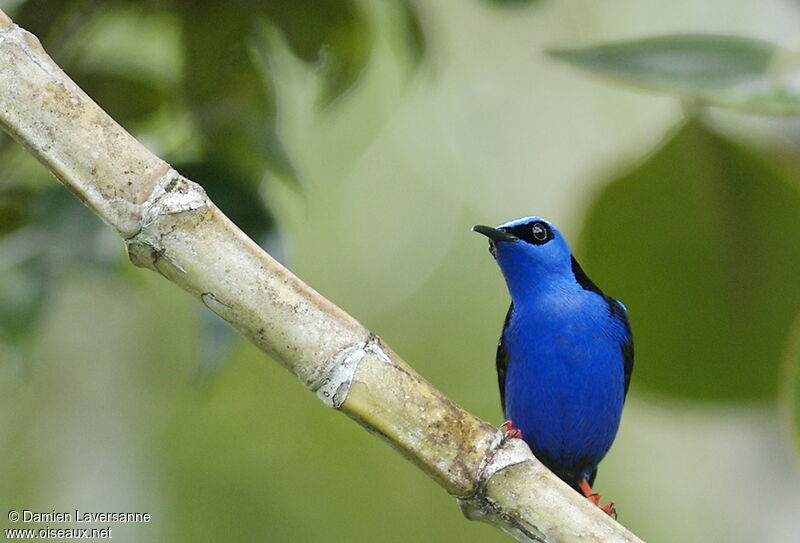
501;419;523;440
578;479;617;518
587;493;616;518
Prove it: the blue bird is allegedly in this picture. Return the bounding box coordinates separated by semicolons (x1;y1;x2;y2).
473;216;632;515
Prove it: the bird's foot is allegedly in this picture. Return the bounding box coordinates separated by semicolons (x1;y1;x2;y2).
500;420;522;440
595;498;616;518
578;479;617;518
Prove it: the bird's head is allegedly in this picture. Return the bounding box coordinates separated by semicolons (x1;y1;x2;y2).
473;216;573;297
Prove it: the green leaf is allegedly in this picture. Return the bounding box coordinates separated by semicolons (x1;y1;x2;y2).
253;0;372;107
548;34;800;114
578;121;800;401
177;5;297;184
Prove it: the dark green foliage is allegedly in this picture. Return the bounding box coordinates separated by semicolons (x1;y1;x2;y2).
0;0;427;349
175;4;295;184
252;0;372;107
9;0;429;187
579;122;800;400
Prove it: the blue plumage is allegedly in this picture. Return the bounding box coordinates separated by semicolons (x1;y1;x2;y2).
474;217;632;513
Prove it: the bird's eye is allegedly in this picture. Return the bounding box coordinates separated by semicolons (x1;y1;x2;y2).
531;222;549;241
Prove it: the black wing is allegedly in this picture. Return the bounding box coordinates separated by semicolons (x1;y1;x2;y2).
608;298;634;398
621;324;634;398
496;303;513;412
571;255;634;399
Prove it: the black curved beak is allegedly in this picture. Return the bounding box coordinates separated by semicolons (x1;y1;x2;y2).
472;225;517;242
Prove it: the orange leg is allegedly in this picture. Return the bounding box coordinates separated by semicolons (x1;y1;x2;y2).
501;420;523;439
578;479;617;518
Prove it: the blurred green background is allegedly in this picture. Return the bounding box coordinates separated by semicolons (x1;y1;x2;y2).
2;1;800;542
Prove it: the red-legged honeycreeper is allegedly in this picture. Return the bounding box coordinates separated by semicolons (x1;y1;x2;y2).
473;217;633;515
